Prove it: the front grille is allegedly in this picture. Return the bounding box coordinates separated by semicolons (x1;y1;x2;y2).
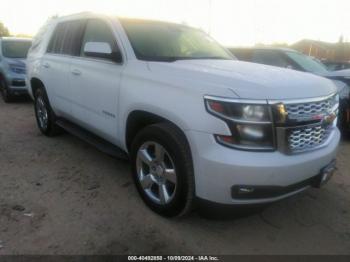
12;79;26;87
288;125;332;152
274;94;338;154
285;96;336;119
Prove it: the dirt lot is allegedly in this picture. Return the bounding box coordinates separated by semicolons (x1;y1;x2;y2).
0;98;349;255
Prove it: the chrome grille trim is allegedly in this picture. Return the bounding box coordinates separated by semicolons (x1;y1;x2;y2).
286;100;332;118
270;93;338;154
285;95;338;119
288;125;332;152
268;93;337;105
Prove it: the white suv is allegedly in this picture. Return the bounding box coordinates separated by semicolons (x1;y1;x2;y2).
27;13;340;217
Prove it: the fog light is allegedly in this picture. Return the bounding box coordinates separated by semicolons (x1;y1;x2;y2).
238;187;255;194
237;125;264;140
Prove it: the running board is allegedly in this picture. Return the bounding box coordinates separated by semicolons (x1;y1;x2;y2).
56;119;129;160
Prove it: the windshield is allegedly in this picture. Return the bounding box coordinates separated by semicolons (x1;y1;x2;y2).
1;40;32;58
285;51;328;74
120;19;233;62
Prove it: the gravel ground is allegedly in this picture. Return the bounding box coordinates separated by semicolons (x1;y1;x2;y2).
0;97;349;255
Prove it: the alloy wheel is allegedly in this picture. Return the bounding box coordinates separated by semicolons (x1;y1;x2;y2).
136;141;177;205
36;95;49;130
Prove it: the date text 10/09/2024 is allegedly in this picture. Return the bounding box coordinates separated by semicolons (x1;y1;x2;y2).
128;256;220;261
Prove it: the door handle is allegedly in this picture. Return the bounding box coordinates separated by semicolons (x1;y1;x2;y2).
71;69;82;76
43;62;50;69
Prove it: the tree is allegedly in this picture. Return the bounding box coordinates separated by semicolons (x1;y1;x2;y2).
0;22;10;37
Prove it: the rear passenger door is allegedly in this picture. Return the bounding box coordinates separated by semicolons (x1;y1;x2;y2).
69;19;124;143
42;20;86;118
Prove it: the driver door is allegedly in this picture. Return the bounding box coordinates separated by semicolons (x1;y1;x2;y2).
69;19;124;143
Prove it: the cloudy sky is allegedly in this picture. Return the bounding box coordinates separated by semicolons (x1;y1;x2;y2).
0;0;348;46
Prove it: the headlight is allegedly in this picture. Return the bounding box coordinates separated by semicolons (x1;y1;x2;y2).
205;96;275;151
242;105;268;121
206;99;270;122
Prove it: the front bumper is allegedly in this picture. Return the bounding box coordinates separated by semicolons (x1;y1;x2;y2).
186;129;340;205
5;73;29;95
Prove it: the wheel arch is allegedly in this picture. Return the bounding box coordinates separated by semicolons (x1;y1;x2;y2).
0;71;7;83
30;77;46;97
125;110;191;153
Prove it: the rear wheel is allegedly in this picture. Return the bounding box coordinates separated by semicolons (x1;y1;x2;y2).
130;123;195;217
0;77;12;103
34;88;62;136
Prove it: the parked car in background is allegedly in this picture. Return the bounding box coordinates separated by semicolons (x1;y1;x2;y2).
229;47;350;131
0;37;32;102
27;13;340;217
323;61;350;72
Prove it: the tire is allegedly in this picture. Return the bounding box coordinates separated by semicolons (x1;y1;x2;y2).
34;87;62;136
130;123;195;217
0;77;13;103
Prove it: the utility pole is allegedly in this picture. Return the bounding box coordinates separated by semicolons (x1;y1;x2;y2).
208;0;212;35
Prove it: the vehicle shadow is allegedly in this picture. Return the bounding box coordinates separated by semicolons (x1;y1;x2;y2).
195;201;268;220
9;95;32;103
340;129;350;141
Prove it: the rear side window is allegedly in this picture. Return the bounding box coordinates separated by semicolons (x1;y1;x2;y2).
252;50;289;68
47;23;66;54
230;49;253;61
47;20;86;56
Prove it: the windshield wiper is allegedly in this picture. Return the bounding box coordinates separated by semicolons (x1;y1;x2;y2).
189;56;232;60
141;56;232;62
140;56;179;62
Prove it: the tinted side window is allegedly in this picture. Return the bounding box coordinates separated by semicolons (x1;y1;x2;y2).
47;23;66;54
252;50;289;68
47;20;86;56
61;20;86;56
230;49;253;61
80;19;120;60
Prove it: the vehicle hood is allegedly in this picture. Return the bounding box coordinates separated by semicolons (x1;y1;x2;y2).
321;68;350;78
318;68;350;98
148;60;337;100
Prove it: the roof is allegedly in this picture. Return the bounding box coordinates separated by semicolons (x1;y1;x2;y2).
292;39;334;50
51;12;110;23
0;37;32;41
229;47;299;53
53;12;188;28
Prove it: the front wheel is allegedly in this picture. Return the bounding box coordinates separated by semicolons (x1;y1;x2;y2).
34;88;62;136
130;123;195;217
0;78;12;103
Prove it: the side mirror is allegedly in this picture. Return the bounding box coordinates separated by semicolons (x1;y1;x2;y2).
83;42;122;63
